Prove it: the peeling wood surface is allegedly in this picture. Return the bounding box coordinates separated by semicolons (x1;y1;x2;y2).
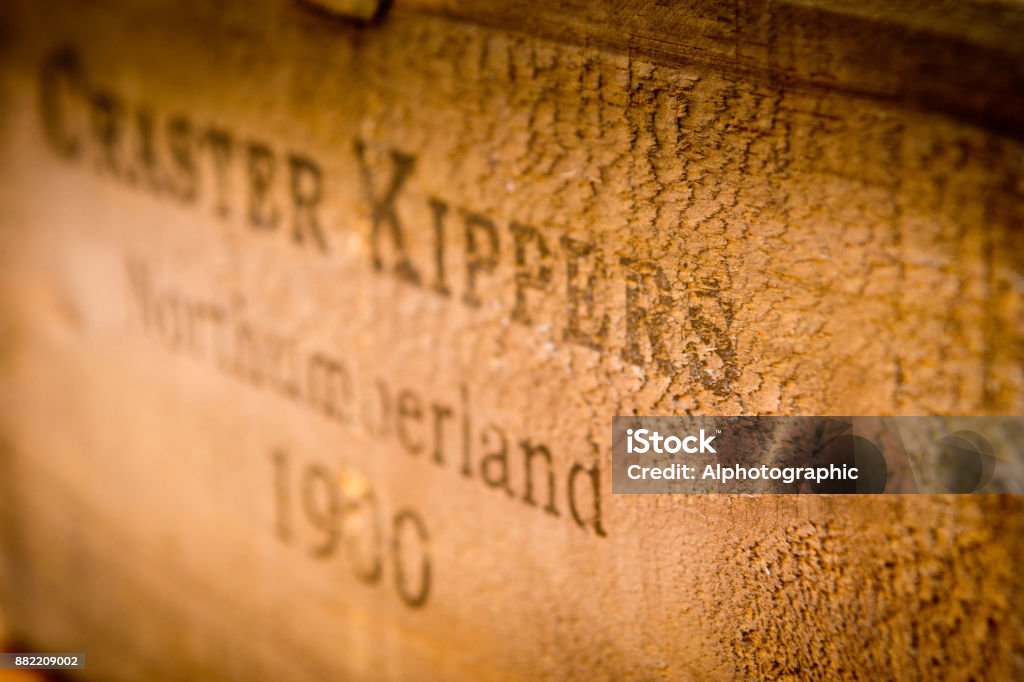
0;1;1021;680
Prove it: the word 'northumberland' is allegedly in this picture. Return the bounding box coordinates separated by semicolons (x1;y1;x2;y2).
37;46;736;396
125;258;606;538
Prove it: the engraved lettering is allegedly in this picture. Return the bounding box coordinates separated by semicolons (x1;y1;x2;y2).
204;129;233;218
38;47;84;159
125;106;163;191
521;439;559;517
428;197;451;296
288;154;327;251
568;460;606;538
165;115;197;203
561;235;609;351
307;352;352;422
353;139;420;284
392;510;430;609
430;401;453;466
270;448;428;606
479;425;513;496
510;221;552;325
462;211;500;308
247;142;278;229
89;90;123;175
396;389;425;455
41;48;742;392
620;256;677;374
127;257;607;538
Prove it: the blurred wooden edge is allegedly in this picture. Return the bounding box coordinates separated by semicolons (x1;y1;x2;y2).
394;0;1024;137
301;0;389;22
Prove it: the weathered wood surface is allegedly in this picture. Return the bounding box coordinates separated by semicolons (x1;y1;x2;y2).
0;0;1021;679
407;0;1024;137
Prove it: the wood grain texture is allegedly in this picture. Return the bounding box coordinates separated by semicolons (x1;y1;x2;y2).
0;1;1021;680
402;0;1024;137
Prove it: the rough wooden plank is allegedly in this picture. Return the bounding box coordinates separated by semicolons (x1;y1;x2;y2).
401;0;1024;137
0;1;1021;680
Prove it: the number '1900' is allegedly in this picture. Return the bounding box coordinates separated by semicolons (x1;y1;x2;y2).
270;448;432;608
